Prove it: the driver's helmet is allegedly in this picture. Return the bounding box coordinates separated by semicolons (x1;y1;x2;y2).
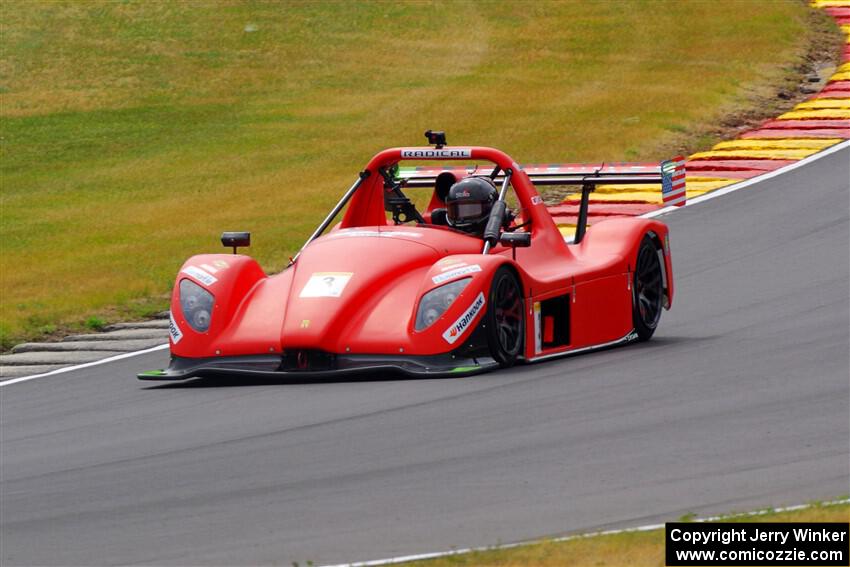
445;176;497;234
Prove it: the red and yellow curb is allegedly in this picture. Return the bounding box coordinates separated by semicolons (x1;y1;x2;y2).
554;1;850;238
687;1;850;191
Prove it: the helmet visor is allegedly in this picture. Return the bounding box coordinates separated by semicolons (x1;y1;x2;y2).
447;201;488;225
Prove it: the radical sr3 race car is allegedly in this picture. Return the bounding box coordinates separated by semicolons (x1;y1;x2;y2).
140;131;681;380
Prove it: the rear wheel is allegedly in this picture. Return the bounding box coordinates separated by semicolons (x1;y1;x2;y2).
486;267;524;367
633;236;664;341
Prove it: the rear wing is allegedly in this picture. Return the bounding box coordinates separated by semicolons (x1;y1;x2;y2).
397;156;687;207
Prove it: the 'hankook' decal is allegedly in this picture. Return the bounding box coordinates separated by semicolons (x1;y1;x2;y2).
169;311;183;344
442;292;485;344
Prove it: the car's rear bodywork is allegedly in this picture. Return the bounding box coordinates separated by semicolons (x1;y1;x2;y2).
140;142;679;380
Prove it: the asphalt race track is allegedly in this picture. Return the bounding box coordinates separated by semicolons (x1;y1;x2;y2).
2;146;848;566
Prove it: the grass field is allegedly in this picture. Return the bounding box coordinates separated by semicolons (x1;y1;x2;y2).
0;0;814;347
396;502;850;567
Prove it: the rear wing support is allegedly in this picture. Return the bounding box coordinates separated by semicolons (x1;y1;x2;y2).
570;176;655;244
574;181;593;244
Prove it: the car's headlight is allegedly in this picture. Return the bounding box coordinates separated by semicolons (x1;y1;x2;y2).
415;278;471;331
179;278;214;332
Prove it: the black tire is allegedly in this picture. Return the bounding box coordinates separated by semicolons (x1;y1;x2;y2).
632;236;664;341
485;267;524;367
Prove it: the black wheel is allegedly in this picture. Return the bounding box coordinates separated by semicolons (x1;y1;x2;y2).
632;236;664;341
486;267;524;367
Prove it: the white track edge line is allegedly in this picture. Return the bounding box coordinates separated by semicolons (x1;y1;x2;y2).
320;498;850;567
3;139;848;388
642;139;850;219
0;343;168;387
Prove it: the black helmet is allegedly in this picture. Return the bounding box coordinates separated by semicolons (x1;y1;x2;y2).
445;177;497;233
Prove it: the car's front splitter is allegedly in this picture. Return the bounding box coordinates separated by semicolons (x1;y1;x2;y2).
138;351;499;381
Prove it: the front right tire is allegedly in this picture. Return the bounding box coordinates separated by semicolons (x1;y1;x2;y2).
485;267;524;367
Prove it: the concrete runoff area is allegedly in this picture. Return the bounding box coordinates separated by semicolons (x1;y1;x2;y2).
62;328;167;342
102;320;170;330
0;350;128;366
0;147;847;566
0;323;167;379
10;339;165;354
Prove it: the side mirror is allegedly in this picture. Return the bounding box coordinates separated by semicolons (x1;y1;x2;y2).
221;231;250;254
498;232;530;260
500;232;531;248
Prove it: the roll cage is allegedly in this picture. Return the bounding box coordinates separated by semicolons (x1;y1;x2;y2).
292;145;549;264
293;136;677;265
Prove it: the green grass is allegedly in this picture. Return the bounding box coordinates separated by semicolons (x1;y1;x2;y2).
0;0;813;347
84;315;106;331
394;502;850;567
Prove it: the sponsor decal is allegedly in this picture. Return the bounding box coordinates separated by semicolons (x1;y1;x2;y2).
212;260;230;269
329;230;422;239
531;195;543;205
401;149;472;159
169;311;183;344
432;264;481;284
626;330;639;341
200;263;218;274
181;265;218;286
533;301;542;354
300;319;310;329
299;272;353;298
442;292;486;344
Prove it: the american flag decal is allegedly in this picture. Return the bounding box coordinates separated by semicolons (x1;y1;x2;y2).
661;156;686;206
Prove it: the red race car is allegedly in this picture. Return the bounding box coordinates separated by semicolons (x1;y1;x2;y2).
139;132;680;380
